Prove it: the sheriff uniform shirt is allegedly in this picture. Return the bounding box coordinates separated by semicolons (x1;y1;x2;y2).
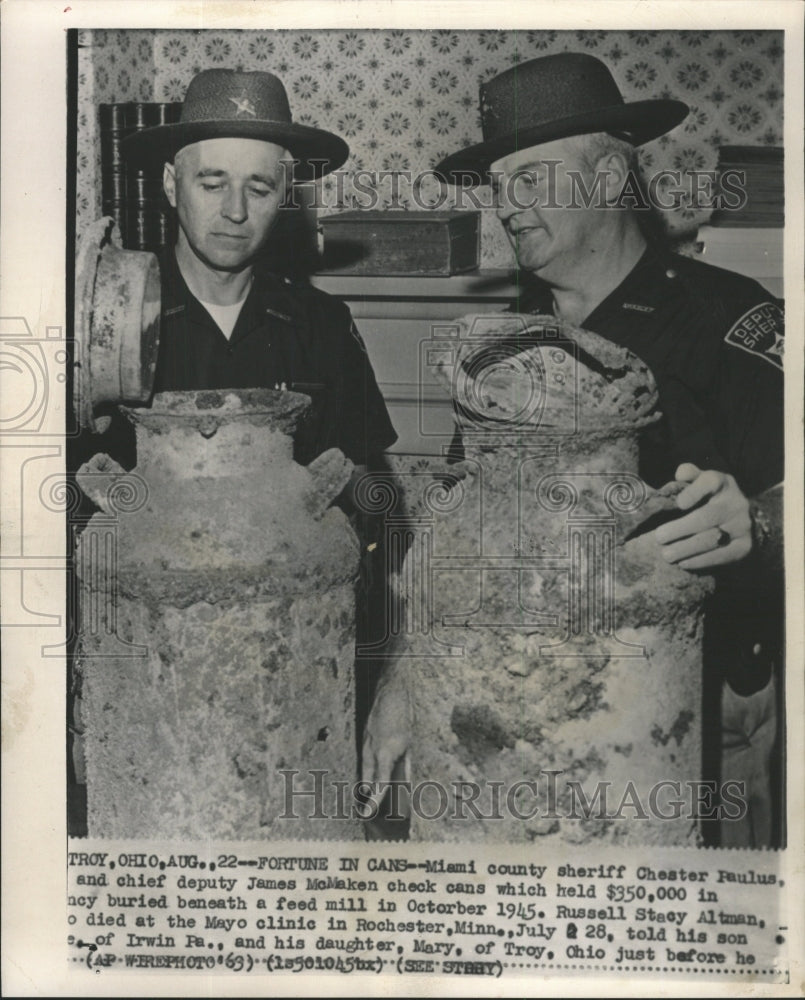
513;241;785;698
514;241;784;499
154;248;397;467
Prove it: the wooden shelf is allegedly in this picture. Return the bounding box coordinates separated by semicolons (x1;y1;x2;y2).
311;269;519;302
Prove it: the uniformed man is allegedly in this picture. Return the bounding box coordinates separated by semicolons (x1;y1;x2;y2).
122;67;397;472
68;71;397;835
363;52;784;848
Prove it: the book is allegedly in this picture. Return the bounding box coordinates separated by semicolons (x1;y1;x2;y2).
318;210;481;276
710;145;784;228
98;101;181;252
98;102;130;245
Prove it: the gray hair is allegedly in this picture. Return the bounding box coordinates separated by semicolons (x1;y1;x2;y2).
571;131;670;244
570;132;639;176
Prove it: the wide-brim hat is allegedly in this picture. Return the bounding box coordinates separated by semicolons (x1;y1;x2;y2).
123;69;349;181
435;52;689;184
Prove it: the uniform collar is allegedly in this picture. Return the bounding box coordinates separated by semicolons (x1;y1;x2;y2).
585;240;680;328
159;246;297;340
159;245;194;318
513;240;674;323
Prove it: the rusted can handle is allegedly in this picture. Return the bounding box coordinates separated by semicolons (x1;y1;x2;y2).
76;453;127;514
304;448;354;518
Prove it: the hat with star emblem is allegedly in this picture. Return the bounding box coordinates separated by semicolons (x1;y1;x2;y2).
123;69;349;180
434;52;689;184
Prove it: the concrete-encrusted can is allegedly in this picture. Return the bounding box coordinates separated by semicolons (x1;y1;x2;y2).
76;388;362;839
398;314;712;845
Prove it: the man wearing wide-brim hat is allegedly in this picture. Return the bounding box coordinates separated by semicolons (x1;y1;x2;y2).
363;53;784;849
123;67;396;470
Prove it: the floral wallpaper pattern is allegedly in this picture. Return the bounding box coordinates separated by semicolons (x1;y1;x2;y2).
76;28;784;265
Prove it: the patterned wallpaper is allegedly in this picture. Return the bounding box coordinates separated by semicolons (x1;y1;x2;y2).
76;28;784;266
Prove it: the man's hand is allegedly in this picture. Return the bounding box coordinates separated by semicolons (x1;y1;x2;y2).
654;463;752;570
361;670;411;817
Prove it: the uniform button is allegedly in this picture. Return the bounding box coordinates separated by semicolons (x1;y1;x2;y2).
227;346;234;356
753;643;762;656
665;268;677;279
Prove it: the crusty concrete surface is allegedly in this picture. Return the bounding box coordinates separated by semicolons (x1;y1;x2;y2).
77;390;362;840
401;316;712;844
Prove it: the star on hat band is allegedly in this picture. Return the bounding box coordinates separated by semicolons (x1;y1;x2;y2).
123;69;349;181
229;93;257;118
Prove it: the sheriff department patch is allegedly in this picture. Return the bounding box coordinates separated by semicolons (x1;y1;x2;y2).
724;302;784;371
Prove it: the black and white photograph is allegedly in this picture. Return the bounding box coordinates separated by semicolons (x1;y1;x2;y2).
2;1;803;996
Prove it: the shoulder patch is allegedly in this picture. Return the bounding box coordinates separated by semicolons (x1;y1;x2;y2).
724;302;784;371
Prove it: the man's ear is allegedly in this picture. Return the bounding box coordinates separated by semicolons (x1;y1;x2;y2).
281;151;296;196
600;150;631;205
163;162;177;208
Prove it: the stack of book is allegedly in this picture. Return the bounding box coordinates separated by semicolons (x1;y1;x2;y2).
98;103;129;242
710;145;784;228
99;102;181;252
